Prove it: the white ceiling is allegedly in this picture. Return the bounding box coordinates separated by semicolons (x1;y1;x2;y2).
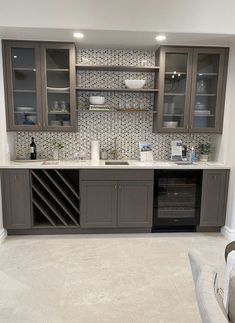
0;27;233;49
0;0;235;49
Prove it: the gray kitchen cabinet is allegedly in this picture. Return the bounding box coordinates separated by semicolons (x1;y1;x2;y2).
154;46;229;134
117;181;153;227
200;170;229;227
1;170;31;229
80;181;117;228
80;170;154;229
3;40;76;132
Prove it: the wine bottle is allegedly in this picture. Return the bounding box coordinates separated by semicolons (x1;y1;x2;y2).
30;137;37;160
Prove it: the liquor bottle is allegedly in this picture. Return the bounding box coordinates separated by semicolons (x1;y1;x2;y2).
30;137;37;160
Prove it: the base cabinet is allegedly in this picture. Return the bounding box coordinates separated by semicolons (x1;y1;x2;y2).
117;181;153;227
80;170;154;229
200;170;229;227
1;170;31;229
80;181;117;228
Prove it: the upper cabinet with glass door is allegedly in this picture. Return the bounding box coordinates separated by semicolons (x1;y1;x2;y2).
3;41;76;132
3;41;42;131
40;43;76;131
154;46;228;133
157;47;193;132
189;48;228;133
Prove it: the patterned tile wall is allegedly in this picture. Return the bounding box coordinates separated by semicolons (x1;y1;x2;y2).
15;48;212;160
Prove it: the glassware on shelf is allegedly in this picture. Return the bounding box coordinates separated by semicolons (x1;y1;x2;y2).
52;101;59;111
61;101;68;112
196;80;207;94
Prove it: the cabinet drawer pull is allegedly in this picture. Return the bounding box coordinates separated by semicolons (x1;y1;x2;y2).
186;124;189;129
212;175;217;180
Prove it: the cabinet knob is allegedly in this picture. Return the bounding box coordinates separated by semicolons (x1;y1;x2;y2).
212;175;217;180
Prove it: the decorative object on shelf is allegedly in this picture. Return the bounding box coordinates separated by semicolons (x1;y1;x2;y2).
51;140;64;160
47;87;70;92
89;96;106;105
15;106;35;112
124;79;146;89
163;121;178;128
88;105;110;111
199;143;211;162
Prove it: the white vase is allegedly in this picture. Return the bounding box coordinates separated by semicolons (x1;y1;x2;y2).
199;154;209;162
53;149;59;160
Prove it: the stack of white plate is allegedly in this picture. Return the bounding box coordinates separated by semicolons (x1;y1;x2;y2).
50;120;61;126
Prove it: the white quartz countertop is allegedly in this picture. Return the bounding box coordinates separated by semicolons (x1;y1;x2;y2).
0;160;230;170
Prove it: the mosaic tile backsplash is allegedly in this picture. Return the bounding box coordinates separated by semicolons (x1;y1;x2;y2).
15;48;212;160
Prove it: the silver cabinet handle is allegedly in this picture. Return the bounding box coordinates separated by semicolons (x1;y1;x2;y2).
212;175;217;180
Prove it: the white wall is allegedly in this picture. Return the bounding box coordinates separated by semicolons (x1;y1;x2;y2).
0;0;235;35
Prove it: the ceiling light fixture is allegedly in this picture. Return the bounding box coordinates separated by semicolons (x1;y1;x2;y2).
73;32;84;39
155;35;166;42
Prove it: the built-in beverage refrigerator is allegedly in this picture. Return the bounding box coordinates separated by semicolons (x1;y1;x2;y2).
153;170;202;231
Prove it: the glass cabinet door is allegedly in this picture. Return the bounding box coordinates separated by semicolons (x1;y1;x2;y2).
158;48;193;132
190;48;228;132
41;43;76;131
4;42;42;130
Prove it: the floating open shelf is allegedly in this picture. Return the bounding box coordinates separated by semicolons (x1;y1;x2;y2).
76;87;158;93
76;64;159;72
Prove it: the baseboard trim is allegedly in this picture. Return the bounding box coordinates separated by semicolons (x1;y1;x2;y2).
221;226;235;241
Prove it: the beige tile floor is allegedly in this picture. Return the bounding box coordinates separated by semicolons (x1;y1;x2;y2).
0;233;229;323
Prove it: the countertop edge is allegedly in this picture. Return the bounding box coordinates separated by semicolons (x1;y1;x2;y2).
0;160;231;170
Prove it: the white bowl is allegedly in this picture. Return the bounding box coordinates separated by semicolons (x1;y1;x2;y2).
163;121;178;128
89;96;106;105
124;79;146;89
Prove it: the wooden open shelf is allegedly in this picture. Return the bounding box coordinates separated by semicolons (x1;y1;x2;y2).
76;87;158;93
76;64;159;72
31;169;80;227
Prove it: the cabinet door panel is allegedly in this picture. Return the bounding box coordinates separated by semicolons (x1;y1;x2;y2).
40;43;76;132
200;170;229;226
1;170;31;229
156;47;193;133
80;181;117;228
190;48;228;133
117;181;153;227
3;41;43;131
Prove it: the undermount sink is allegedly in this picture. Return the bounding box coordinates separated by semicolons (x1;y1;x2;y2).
174;161;197;165
105;161;129;165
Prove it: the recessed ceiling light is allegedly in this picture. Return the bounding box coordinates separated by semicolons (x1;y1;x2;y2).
155;35;166;41
73;32;84;39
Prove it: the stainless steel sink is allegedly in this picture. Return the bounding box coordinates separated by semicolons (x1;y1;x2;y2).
174;161;196;165
105;161;129;165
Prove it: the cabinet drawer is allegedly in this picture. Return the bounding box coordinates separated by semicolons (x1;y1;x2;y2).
80;170;153;181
